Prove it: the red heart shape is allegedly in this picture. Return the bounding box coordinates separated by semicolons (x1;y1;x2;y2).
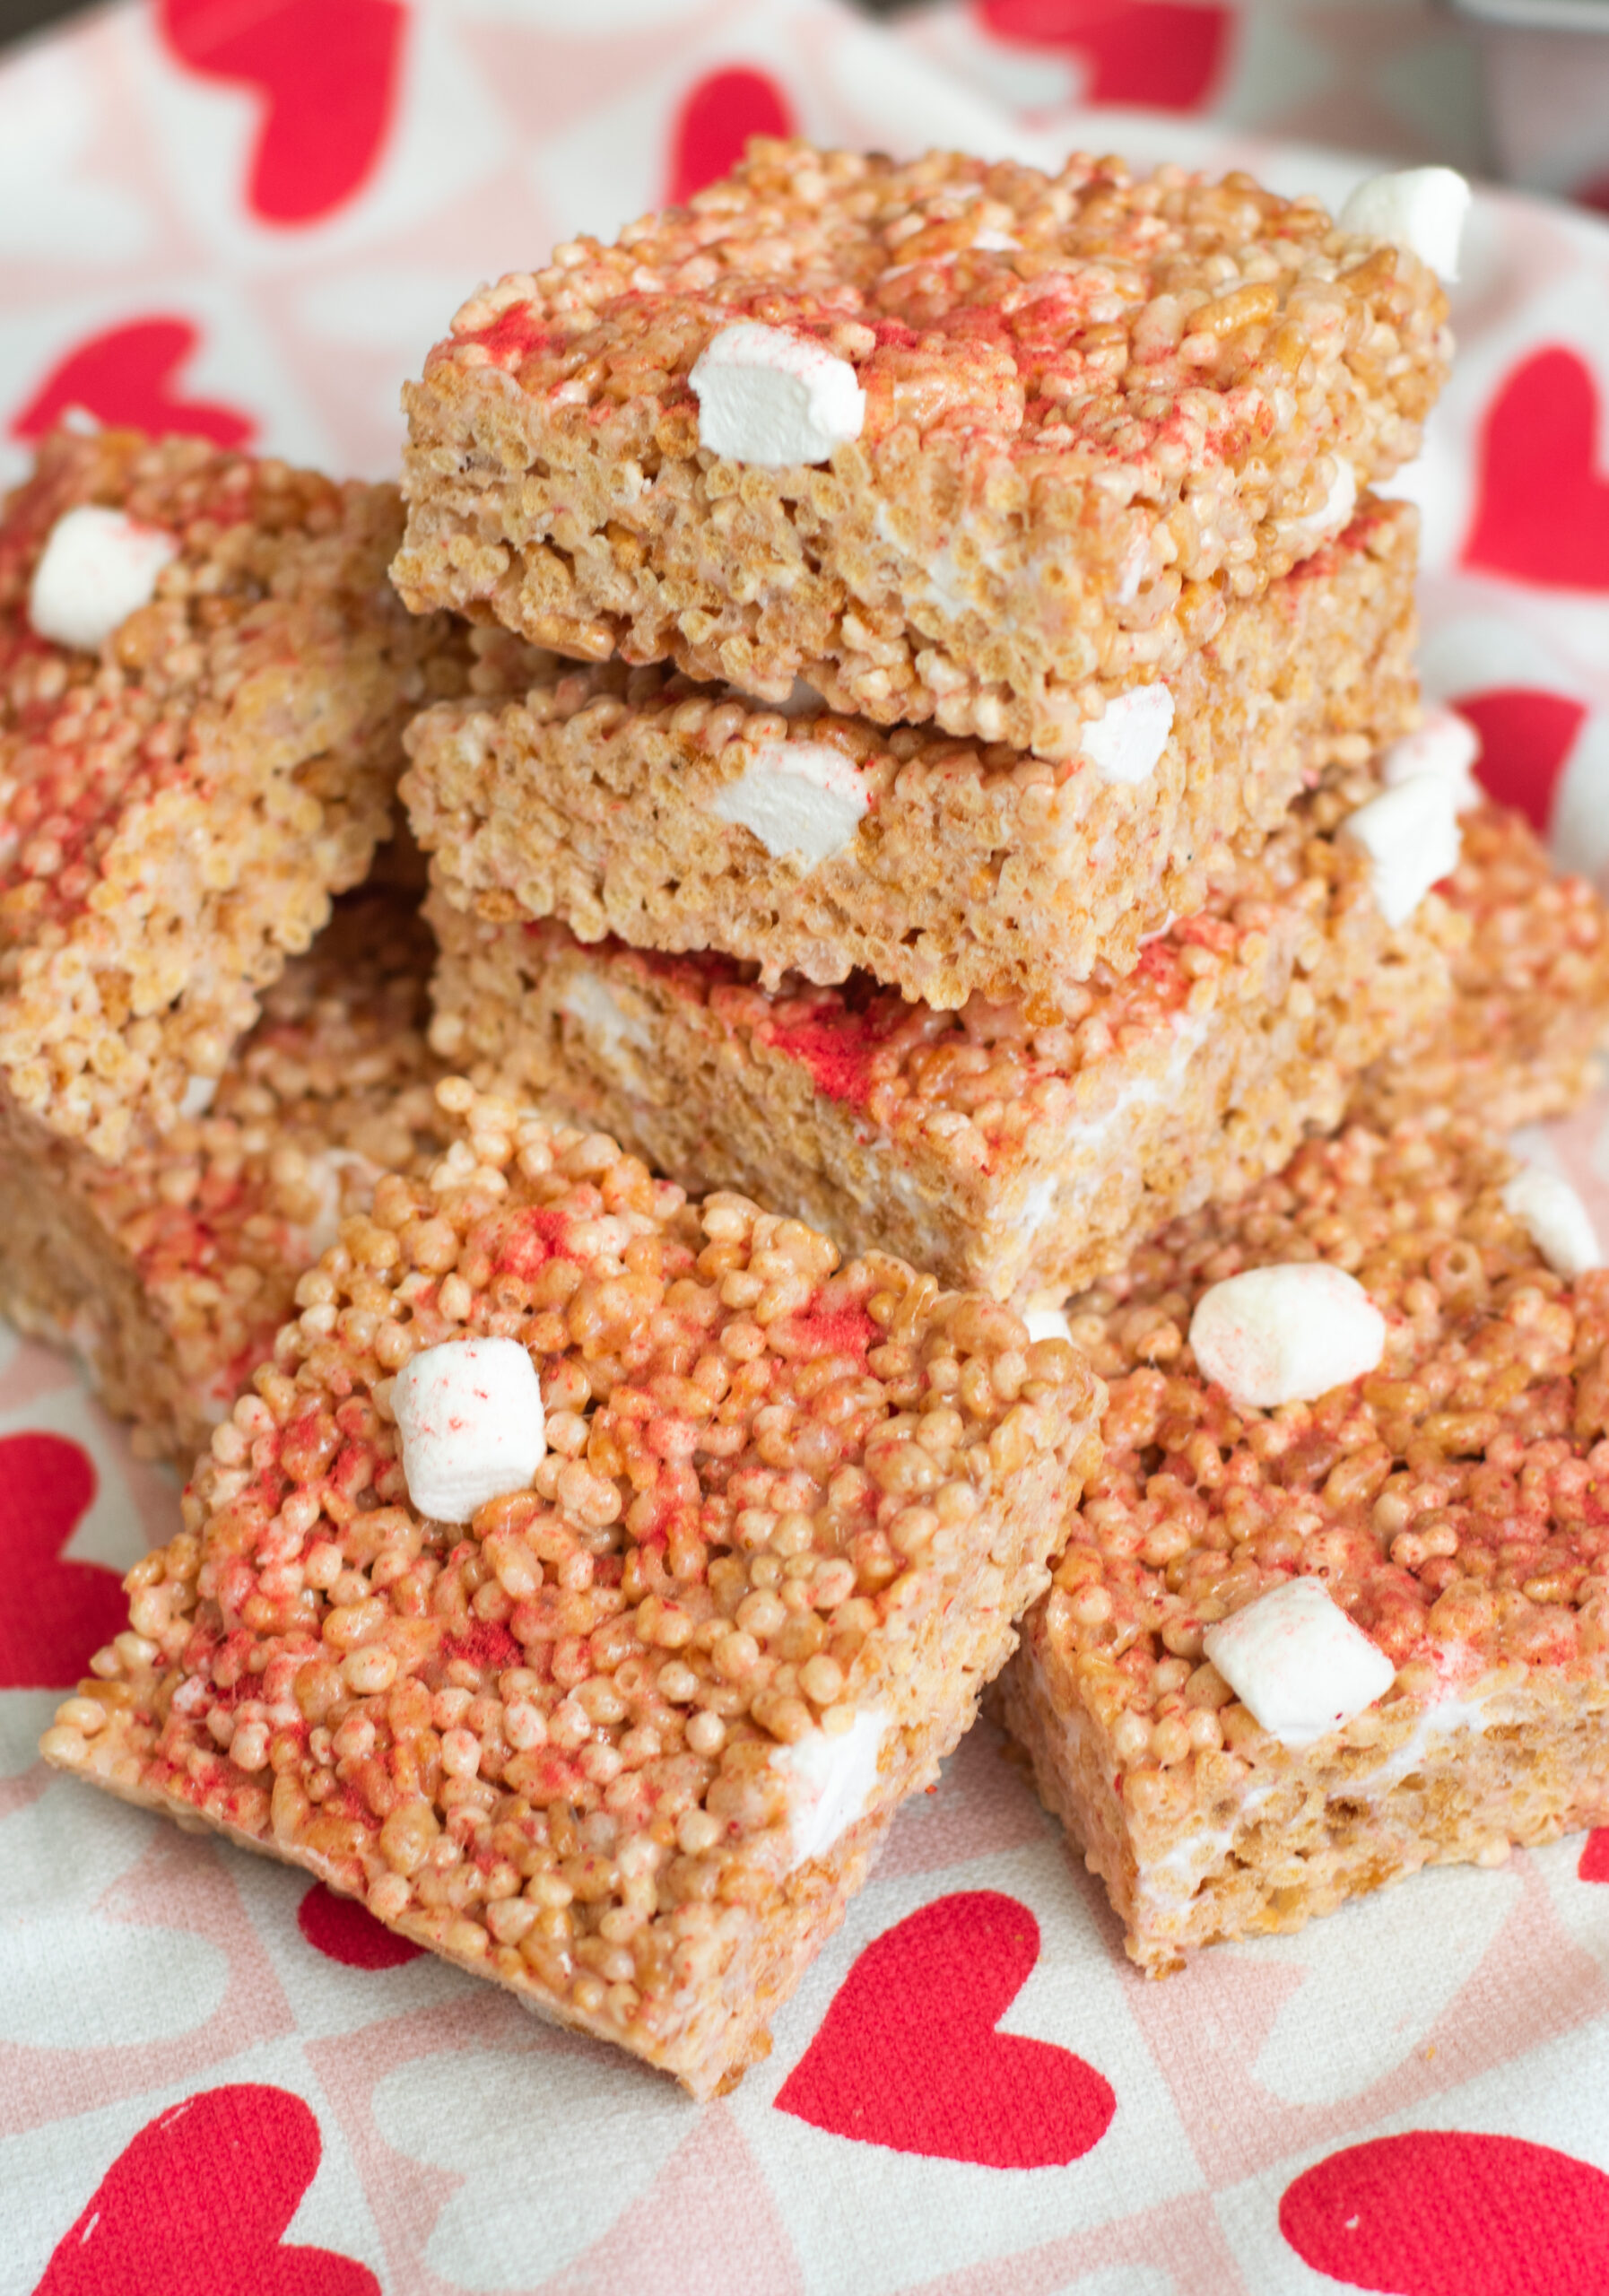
775;1890;1116;2166
666;65;796;207
1281;2132;1609;2296
1464;346;1609;591
12;318;254;448
1578;1830;1609;1883
0;1431;127;1691
977;0;1231;110
159;0;404;228
1449;686;1587;834
297;1880;422;1970
34;2083;378;2296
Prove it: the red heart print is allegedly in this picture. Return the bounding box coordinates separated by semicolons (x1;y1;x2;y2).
1464;346;1609;591
1578;1830;1609;1883
977;0;1231;110
0;1431;127;1692
12;319;255;448
667;65;795;207
34;2083;378;2296
775;1889;1117;2166
1450;686;1587;834
160;0;404;228
297;1880;422;1970
1281;2132;1609;2296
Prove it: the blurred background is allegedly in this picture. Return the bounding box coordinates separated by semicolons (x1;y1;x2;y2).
3;0;1606;207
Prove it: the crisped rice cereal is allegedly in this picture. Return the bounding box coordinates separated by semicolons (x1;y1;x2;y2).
1001;1118;1609;1971
393;141;1449;762
41;1085;1104;2097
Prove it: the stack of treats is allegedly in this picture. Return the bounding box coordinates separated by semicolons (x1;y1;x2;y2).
20;141;1609;2093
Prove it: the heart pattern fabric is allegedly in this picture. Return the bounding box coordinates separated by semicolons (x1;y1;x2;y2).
0;1433;126;1692
34;2084;378;2296
1281;2132;1609;2296
775;1890;1117;2166
1464;347;1609;593
12;320;255;450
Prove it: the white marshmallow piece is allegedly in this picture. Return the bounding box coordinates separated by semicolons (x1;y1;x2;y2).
1204;1578;1396;1749
392;1336;546;1525
1342;773;1463;928
773;1709;890;1870
1287;456;1358;551
711;738;869;865
1190;1262;1386;1409
1025;1305;1073;1346
1079;683;1175;786
1380;706;1483;815
178;1074;218;1121
1339;166;1471;283
29;505;179;651
1502;1166;1603;1280
691;322;865;468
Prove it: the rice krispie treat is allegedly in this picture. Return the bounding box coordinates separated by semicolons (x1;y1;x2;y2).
999;1118;1609;1974
1353;799;1609;1134
0;426;467;1163
39;1088;1104;2097
428;765;1462;1306
392;142;1453;763
0;891;445;1465
404;502;1418;1010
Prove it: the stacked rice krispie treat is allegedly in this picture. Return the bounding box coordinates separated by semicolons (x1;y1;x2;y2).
393;139;1468;1305
0;426;469;1453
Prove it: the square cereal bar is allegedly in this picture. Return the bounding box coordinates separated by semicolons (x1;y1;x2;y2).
1352;801;1609;1133
404;501;1418;1010
1000;1118;1609;1972
0;427;467;1161
40;1088;1104;2097
0;889;445;1466
427;766;1460;1305
393;144;1449;763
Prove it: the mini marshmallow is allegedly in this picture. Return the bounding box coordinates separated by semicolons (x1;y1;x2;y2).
1189;1262;1386;1409
392;1336;546;1524
1502;1165;1603;1280
690;322;865;467
1339;167;1471;283
178;1074;218;1121
1380;707;1483;814
711;739;869;865
1025;1305;1073;1346
29;504;179;651
1341;773;1463;928
1079;684;1175;786
1286;456;1357;550
1203;1578;1396;1748
773;1709;889;1870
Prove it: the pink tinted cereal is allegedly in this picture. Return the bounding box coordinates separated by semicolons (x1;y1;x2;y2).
1352;801;1609;1132
0;890;445;1465
404;502;1419;1010
392;140;1450;761
0;428;469;1162
426;763;1460;1305
40;1085;1104;2097
1002;1118;1609;1973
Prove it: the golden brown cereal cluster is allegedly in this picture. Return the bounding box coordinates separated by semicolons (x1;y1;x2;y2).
1352;802;1609;1132
426;759;1459;1300
0;428;469;1160
404;499;1419;1010
394;143;1449;758
1057;1119;1609;1726
0;890;445;1464
42;1085;1103;2095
